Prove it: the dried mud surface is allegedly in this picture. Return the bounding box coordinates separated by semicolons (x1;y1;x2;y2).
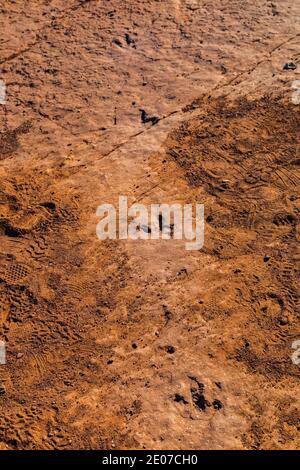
0;0;300;450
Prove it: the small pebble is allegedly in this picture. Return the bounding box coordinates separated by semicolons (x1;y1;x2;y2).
283;62;297;70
